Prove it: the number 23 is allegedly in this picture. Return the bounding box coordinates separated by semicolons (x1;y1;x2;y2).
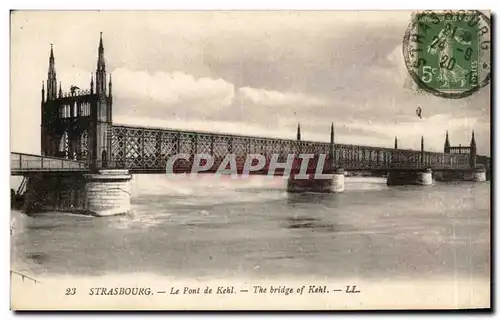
65;287;76;295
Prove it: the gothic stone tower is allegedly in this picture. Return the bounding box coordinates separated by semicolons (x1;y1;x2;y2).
40;33;113;171
443;130;477;169
94;32;113;169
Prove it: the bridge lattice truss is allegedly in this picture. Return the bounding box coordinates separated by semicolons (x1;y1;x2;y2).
107;125;471;173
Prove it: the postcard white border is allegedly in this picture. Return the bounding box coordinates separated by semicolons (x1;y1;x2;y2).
2;0;498;317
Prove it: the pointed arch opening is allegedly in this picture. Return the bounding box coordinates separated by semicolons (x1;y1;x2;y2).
102;150;108;168
59;131;69;159
80;130;88;161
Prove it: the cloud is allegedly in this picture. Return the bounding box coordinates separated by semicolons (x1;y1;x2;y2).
368;44;411;89
113;68;235;108
237;87;325;107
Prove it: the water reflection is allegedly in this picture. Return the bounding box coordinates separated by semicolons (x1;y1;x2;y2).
286;192;337;206
282;216;337;232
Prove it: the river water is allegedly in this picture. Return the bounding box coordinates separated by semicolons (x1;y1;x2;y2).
10;175;490;283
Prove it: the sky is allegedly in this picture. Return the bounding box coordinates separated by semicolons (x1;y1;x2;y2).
10;11;491;155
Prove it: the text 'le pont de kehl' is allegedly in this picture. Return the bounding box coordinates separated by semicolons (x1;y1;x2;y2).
155;285;361;295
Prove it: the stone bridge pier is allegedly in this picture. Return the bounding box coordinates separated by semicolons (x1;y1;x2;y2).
20;169;132;217
473;167;487;182
434;167;487;182
287;168;346;193
386;168;433;186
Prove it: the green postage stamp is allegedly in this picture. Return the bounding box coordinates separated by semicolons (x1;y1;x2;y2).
403;10;491;99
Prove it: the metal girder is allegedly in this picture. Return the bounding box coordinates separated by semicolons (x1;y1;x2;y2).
108;125;473;172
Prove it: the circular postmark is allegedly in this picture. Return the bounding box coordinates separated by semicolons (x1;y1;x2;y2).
403;10;491;99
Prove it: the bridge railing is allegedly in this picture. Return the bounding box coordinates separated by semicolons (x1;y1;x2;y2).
388;150;471;170
333;144;395;169
10;152;88;172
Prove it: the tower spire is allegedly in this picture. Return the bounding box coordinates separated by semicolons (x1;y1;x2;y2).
97;32;105;71
297;123;301;141
330;122;334;144
47;43;57;100
470;130;477;168
394;136;398;149
58;82;62;98
444;130;450;153
329;122;335;163
96;32;107;96
41;81;45;103
99;32;103;48
90;73;94;94
470;130;476;146
420;135;425;165
108;73;112;97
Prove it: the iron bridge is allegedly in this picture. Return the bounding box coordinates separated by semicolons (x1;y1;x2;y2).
106;125;473;174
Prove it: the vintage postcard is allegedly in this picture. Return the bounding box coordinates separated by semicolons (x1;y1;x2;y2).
10;10;491;310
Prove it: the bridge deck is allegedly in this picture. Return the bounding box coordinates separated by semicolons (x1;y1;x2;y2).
10;152;89;175
11;124;488;175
